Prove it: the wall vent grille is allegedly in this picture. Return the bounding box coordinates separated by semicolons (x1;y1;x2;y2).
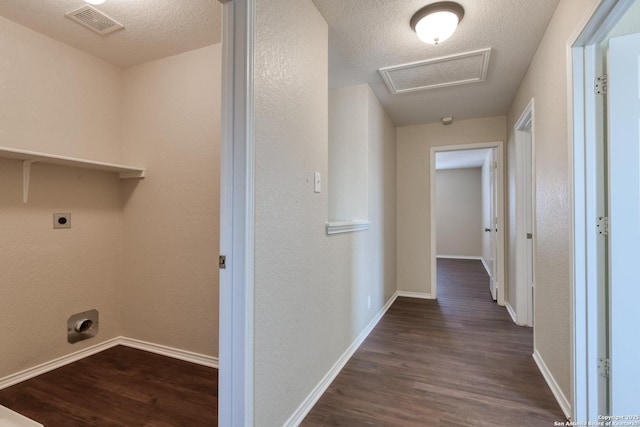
65;5;124;36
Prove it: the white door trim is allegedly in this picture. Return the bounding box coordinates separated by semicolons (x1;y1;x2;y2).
514;99;535;327
569;0;635;422
430;141;506;306
218;0;255;425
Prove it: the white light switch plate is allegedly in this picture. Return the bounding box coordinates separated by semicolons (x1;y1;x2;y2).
314;172;321;193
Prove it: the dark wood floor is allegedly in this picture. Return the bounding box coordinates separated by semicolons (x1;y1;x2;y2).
0;345;218;426
303;258;565;426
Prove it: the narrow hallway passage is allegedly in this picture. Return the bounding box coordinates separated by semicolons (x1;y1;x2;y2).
303;258;564;426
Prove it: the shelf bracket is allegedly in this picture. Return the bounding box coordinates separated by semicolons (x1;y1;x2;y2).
22;160;36;203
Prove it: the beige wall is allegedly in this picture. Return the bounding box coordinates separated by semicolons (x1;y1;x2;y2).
328;85;369;221
0;16;123;163
397;116;506;294
120;45;221;356
254;0;396;423
506;0;600;408
0;15;220;379
435;168;483;258
0;17;124;378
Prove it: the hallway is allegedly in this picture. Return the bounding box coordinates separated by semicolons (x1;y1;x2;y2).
302;258;564;426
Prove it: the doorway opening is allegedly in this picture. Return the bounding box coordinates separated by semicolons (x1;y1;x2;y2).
571;0;638;421
430;141;505;307
514;99;535;327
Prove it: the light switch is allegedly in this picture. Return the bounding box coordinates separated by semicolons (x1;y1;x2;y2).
314;172;321;193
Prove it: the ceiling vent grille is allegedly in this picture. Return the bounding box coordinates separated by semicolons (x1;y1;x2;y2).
379;48;492;94
65;5;124;36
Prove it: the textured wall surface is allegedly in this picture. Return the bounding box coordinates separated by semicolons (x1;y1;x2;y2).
506;0;600;408
0;16;123;163
397;116;506;294
0;17;125;378
254;0;396;422
120;45;221;357
328;85;369;221
0;162;124;378
435;168;483;258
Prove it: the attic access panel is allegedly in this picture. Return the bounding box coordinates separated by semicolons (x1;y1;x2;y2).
379;48;492;94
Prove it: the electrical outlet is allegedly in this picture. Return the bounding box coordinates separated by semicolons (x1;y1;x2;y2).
53;213;71;229
367;296;372;309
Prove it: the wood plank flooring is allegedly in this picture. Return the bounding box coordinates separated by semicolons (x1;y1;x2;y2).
0;345;218;426
302;258;566;426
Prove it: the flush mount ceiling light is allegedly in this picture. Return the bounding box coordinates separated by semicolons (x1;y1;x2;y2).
410;1;465;45
85;0;106;5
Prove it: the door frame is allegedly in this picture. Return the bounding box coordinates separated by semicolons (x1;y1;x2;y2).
430;141;505;306
570;0;634;422
218;0;255;425
514;99;535;327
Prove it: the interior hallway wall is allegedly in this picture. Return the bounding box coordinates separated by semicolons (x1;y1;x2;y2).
120;44;221;357
0;16;124;378
253;0;397;423
506;0;601;411
435;168;483;258
397;116;506;295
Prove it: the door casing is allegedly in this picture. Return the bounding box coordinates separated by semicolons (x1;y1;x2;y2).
430;141;506;306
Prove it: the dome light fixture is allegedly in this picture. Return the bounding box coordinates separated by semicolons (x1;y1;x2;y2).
411;2;465;45
85;0;106;5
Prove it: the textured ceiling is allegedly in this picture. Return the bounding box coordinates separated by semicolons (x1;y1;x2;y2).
0;0;559;126
0;0;221;68
312;0;560;126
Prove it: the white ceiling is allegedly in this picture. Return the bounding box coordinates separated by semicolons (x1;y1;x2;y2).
436;148;492;170
0;0;221;68
312;0;560;126
0;0;560;127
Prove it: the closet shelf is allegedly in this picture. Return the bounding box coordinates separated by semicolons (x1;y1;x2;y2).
0;146;145;203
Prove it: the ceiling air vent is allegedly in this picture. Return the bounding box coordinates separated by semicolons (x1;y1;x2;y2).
379;48;492;94
65;5;124;36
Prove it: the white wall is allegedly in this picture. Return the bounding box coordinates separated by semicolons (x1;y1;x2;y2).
397;116;506;294
435;168;483;258
0;16;123;163
506;0;601;409
253;0;396;423
120;45;221;357
0;16;124;378
328;85;368;221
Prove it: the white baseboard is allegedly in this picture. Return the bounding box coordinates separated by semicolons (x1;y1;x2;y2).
0;337;120;390
505;302;518;324
396;291;433;299
283;292;400;426
119;337;219;368
532;349;572;420
480;257;492;277
0;336;218;391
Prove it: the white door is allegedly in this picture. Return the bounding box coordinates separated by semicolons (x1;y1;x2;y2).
489;149;498;300
524;131;534;326
608;32;640;415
